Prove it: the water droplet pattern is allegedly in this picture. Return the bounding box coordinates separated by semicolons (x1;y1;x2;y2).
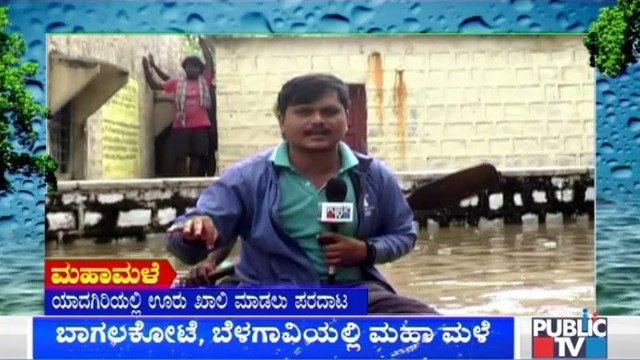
2;0;620;314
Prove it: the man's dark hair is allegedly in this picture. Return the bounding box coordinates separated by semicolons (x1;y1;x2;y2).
182;56;204;71
275;74;350;117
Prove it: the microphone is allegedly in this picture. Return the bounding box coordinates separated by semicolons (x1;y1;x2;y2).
319;177;354;284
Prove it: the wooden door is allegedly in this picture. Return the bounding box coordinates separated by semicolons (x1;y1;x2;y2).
345;84;368;154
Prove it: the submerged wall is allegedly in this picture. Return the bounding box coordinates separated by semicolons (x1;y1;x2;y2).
45;168;594;242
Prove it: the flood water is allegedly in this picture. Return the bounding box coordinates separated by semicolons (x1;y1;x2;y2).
45;218;594;316
596;197;640;315
0;246;44;315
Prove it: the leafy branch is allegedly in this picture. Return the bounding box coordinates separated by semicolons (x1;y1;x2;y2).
183;35;200;54
585;0;640;76
0;5;57;194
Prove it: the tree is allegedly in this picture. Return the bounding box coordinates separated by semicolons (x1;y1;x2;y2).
0;5;57;194
584;0;640;77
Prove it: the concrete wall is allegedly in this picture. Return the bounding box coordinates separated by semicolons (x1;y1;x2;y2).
48;35;189;179
45;170;594;242
213;35;594;172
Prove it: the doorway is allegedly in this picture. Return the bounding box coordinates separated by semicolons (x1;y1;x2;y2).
345;84;368;154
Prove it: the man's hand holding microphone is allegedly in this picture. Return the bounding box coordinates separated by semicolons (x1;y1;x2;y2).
318;178;369;283
317;232;368;267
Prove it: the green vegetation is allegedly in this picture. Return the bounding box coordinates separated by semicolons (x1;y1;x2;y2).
585;0;640;76
183;35;201;55
0;6;57;194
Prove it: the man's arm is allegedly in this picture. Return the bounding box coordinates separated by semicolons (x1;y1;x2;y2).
362;162;417;265
198;36;215;77
148;54;171;81
141;57;163;91
166;166;246;265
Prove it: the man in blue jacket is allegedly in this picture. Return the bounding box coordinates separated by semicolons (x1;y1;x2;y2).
167;74;438;314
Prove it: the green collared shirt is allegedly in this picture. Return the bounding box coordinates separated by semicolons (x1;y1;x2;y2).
269;142;363;282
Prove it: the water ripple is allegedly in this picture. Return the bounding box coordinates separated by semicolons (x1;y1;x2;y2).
596;197;640;315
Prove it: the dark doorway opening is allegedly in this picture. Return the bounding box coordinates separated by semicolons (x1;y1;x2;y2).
345;84;368;154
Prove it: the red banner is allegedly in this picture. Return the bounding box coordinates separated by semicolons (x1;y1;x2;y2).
44;259;177;289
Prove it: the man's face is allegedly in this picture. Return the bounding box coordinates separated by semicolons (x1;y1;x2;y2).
280;91;348;152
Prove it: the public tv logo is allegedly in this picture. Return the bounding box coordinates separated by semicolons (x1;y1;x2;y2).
319;202;354;223
532;309;607;358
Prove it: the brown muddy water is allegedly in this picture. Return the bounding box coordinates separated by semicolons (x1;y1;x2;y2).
45;217;594;316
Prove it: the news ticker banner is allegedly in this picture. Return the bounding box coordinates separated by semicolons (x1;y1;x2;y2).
33;316;508;359
44;259;369;316
0;315;633;359
0;315;637;359
35;259;637;359
45;288;368;316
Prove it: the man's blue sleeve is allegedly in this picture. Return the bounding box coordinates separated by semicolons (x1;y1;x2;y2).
366;161;417;264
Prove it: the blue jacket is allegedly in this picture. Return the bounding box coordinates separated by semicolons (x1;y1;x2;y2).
166;147;417;291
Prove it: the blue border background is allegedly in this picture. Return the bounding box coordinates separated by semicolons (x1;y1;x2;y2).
3;0;632;315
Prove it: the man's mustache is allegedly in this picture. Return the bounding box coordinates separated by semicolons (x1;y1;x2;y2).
304;127;331;136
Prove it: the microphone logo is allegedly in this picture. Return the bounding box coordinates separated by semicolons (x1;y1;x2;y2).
326;204;351;220
319;203;354;223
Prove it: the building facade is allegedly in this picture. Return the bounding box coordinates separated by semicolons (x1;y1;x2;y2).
213;35;594;172
45;35;596;240
47;35;189;180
